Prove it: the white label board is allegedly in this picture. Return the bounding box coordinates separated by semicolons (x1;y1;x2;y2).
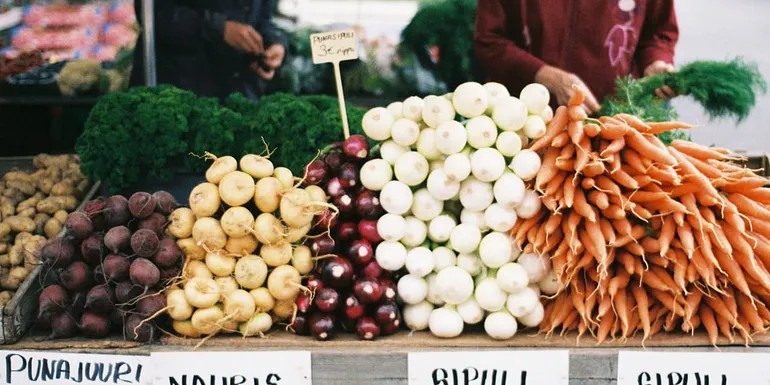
408;350;569;385
0;350;150;385
618;351;770;385
310;31;359;64
151;351;311;385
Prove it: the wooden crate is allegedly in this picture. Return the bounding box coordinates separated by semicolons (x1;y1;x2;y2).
0;156;100;344
729;150;770;178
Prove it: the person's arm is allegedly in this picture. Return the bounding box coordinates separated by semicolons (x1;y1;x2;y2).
473;0;545;92
254;0;286;49
635;0;679;72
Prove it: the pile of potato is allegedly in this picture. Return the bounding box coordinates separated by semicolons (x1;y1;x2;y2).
0;154;90;305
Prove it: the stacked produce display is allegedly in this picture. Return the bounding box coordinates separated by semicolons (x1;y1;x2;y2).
0;154;90;307
36;191;180;341
356;82;557;339
291;136;396;341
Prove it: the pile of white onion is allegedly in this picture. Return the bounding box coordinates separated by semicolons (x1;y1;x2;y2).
359;81;557;340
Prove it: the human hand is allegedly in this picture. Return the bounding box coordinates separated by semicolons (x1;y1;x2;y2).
644;60;677;99
224;21;264;54
534;65;601;114
251;43;285;81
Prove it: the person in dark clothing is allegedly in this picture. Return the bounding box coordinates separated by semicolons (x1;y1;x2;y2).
130;0;286;101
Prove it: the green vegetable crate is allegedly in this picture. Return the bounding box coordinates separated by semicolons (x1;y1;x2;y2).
0;157;99;344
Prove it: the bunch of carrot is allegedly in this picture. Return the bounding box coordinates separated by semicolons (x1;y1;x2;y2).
513;87;770;345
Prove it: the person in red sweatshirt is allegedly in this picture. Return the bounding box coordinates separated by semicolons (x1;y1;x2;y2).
474;0;678;114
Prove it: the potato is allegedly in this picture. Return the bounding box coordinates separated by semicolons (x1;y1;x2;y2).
3;216;35;233
44;219;62;239
0;223;9;239
46;167;62;182
50;181;74;196
6;181;35;196
17;208;35;219
0;243;7;254
33;213;48;234
0;254;9;267
1;266;28;289
2;171;32;183
0;200;15;219
37;179;54;195
21;235;45;265
36;196;75;214
8;244;22;266
14;232;32;246
17;194;43;212
53;210;68;224
0;291;13;306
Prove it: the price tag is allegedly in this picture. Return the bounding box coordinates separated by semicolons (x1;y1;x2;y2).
0;350;150;385
309;30;360;139
151;351;311;385
408;350;569;385
617;351;770;385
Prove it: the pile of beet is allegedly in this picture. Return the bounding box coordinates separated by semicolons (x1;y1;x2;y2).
291;135;401;340
36;191;182;342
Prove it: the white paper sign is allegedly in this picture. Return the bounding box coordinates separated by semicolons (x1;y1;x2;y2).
310;31;359;64
151;351;311;385
618;351;770;385
408;350;569;385
0;350;150;385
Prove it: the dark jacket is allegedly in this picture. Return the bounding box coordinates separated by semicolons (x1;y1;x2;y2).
130;0;286;101
474;0;678;102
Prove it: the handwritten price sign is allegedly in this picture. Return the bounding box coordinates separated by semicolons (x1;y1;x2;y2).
310;30;360;139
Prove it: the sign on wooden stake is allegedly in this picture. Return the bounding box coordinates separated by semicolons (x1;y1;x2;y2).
310;30;360;139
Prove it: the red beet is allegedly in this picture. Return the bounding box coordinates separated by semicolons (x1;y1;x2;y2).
324;150;344;169
59;261;92;292
338;163;359;188
306;275;324;292
93;264;106;284
380;314;401;336
138;212;167;238
296;292;313;314
314;209;338;232
38;285;70;315
128;192;157;219
131;229;159;257
160;266;181;281
355;191;383;218
321;256;354;288
347;238;374;265
104;195;131;227
50;312;78;339
80;232;106;266
326;177;345;197
353;277;383;304
356;317;381;340
309;313;335;341
83;199;107;231
85;284;116;313
65;211;93;240
343;134;369;159
379;279;398;302
69;291;87;318
360;260;383;279
311;236;336;256
125;313;155;342
129;258;161;288
80;312;111;338
374;302;399;325
304;160;328;186
103;254;130;282
153;238;182;268
40;237;75;268
115;281;143;303
343;294;364;320
104;226;131;254
136;292;166;316
152;191;177;215
315;287;340;313
334;192;355;214
336;222;358;241
357;219;383;243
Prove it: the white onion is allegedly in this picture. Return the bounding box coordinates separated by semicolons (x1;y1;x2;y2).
452;82;488;118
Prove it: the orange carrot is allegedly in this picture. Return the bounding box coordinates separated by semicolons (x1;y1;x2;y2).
737;292;764;331
529;106;568;152
601;205;626;219
585;219;608;265
587;190;610;210
615;113;652;133
583;160;606;177
647;165;680;185
626;130;677;165
568;105;588;121
671;248;689;293
700;305;719;346
611;225;646;247
569;87;585;107
647;121;694;134
668;147;724;201
551;131;571;148
621;148;649;174
741;188;770;204
670;139;727;161
575;135;591;173
644;197;688;215
599;121;629;140
609;168;640;189
584;122;601;137
679;152;723;179
640;237;661;254
659;216;675;256
676;222;696;258
633;175;658;188
535;147;561;192
596;311;616;343
601;136;626;157
564;176;577;208
713;249;756;302
599;218;616;245
614;288;630;338
573;188;598;222
629;191;669;203
668;183;700;198
556;158;575;171
544;170;568;197
569;120;585;147
728;193;770;222
717;177;769;192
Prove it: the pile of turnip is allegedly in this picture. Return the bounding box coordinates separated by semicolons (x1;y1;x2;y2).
361;81;556;339
36;191;180;342
166;153;321;340
290;135;398;341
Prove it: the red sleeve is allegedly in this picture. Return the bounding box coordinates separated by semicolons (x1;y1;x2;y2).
473;0;545;93
635;0;679;71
